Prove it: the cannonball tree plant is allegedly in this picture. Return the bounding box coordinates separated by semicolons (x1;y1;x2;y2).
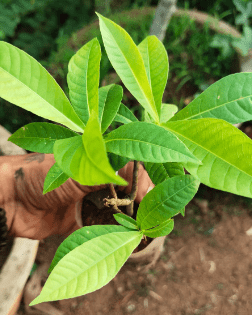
1;12;252;305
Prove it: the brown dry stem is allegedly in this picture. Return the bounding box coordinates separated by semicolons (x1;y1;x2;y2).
103;160;140;216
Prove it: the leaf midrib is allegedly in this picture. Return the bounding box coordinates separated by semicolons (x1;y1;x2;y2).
47;232;141;294
0;66;84;132
104;137;193;160
164;123;252;177
140;179;195;228
177;94;252;121
104;23;158;122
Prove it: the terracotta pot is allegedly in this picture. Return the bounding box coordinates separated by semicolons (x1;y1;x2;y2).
0;125;39;315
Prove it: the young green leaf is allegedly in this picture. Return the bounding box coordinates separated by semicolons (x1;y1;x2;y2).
136;175;200;230
53;110;128;186
107;152;131;171
104;121;201;164
0;41;85;133
142;219;174;238
98;84;123;133
144;162;185;185
138;35;168;119
43;162;69;195
30;231;143;305
48;225;132;273
144;109;155;123
160;104;178;123
113;103;139;124
170;73;252;124
8;122;79;154
162;118;252;198
113;213;139;230
96;12;159;123
145;104;178;123
67;38;101;125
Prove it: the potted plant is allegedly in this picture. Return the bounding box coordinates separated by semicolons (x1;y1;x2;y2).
1;12;252;307
0;125;39;315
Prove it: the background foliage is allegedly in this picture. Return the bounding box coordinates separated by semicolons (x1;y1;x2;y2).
0;0;250;134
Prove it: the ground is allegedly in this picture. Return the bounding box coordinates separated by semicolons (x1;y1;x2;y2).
17;180;252;315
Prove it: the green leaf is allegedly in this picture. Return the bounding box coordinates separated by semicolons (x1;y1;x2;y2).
232;26;252;57
29;231;143;305
144;162;185;185
136;175;200;230
96;13;159;123
104;121;200;164
0;41;85;133
160;104;178;123
48;225;131;273
113;102;139;124
144;109;154;123
162;118;252;198
67;38;101;125
138;35;168;119
107;152;131;171
53;110;128;186
43;162;69;195
8;122;79;154
113;213;139;230
98;84;123;133
145;104;178;124
142;219;174;238
170;73;252;124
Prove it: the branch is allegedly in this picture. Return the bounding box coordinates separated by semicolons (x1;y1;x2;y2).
149;0;177;42
126;160;140;216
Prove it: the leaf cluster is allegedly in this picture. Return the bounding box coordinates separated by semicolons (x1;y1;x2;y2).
1;11;252;305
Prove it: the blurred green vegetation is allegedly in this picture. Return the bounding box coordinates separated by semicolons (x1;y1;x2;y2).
0;0;247;134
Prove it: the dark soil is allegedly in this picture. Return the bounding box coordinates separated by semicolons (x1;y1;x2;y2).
81;188;151;252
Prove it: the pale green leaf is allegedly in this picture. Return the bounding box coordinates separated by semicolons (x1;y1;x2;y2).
67;38;101;125
162;118;252;198
113;102;138;124
98;84;123;133
137;175;200;230
53;110;128;186
160;104;178;123
43;162;69;195
104;121;200;164
142;219;174;238
144;162;185;185
170;72;252;124
48;225;131;273
138;35;168;118
8;122;79;154
96;13;159;123
113;213;139;230
30;231;143;305
0;41;84;133
145;104;178;123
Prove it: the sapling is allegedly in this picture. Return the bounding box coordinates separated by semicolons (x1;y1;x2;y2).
0;12;252;306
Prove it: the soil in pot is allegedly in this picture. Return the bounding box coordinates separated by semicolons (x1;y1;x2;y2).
81;187;150;253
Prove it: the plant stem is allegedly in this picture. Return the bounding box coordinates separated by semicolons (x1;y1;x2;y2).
104;160;140;217
126;160;140;216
